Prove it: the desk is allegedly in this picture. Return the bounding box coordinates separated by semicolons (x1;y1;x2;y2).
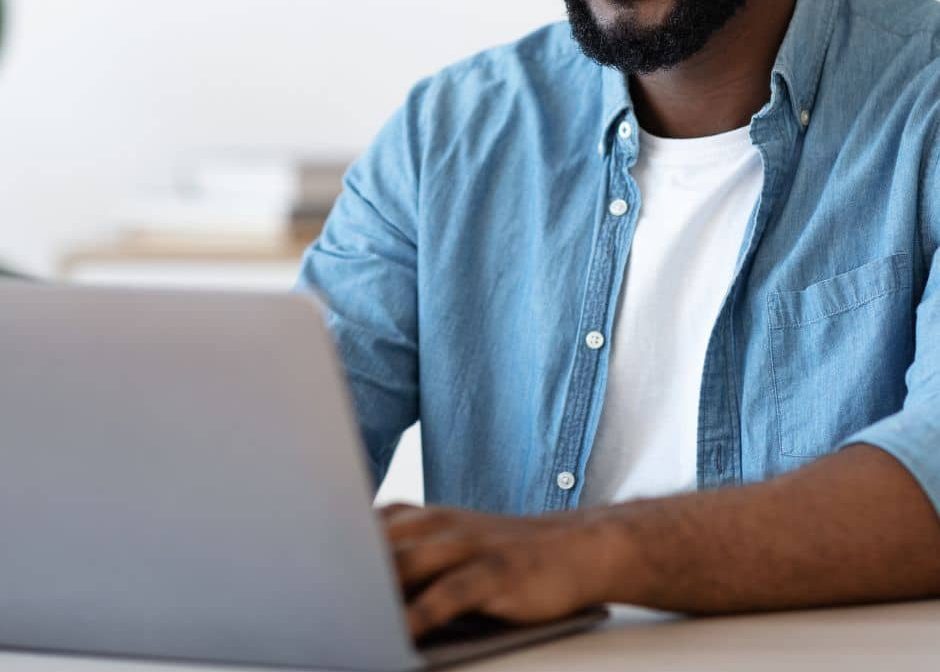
2;601;938;672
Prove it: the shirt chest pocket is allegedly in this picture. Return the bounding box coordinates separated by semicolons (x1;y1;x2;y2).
767;253;913;459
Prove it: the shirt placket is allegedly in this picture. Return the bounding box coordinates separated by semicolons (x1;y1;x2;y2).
542;115;641;512
697;101;798;490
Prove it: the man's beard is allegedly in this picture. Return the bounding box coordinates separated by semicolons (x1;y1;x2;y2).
565;0;747;74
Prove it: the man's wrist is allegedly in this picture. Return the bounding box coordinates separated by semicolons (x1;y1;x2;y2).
575;504;651;607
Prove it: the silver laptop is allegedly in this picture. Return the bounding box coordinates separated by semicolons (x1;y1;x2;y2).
0;282;605;671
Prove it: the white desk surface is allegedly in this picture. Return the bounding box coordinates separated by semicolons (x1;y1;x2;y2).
2;600;938;672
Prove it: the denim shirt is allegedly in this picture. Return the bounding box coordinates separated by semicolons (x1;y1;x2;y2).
298;0;940;515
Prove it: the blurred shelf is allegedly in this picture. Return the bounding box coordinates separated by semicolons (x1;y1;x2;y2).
59;230;316;275
57;228;321;291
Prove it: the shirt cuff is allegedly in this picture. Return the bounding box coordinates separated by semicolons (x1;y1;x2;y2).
838;408;940;515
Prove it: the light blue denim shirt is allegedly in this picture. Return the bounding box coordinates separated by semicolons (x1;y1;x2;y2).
298;0;940;515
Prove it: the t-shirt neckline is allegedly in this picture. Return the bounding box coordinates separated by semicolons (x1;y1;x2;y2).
638;125;756;166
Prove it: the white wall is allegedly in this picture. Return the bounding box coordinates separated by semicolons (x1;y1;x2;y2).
0;0;565;273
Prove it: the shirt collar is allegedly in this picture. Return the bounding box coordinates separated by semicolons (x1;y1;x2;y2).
597;0;841;153
598;66;631;155
771;0;841;127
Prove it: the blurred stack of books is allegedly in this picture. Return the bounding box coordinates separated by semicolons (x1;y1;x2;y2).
58;155;351;288
112;156;350;249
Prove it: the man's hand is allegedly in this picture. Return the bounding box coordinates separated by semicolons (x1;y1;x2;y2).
381;504;623;639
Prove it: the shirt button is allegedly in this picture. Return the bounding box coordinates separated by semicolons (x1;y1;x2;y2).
800;109;811;127
585;331;606;350
618;121;633;140
557;472;576;491
609;199;629;217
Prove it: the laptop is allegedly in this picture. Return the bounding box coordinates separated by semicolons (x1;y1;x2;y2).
0;283;606;671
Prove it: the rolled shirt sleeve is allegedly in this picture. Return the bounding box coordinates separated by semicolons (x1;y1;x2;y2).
839;142;940;514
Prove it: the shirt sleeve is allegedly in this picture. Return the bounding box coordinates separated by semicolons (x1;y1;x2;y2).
838;137;940;514
295;80;431;488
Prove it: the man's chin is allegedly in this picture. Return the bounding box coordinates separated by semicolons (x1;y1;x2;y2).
566;0;747;74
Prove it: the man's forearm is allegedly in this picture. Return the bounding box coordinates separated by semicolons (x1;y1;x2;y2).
597;445;940;614
383;445;940;638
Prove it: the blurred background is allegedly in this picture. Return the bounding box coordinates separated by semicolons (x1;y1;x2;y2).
0;0;565;502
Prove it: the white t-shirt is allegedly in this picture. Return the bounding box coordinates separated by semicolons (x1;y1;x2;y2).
581;126;764;506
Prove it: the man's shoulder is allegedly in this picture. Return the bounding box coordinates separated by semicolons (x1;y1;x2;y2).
845;0;940;50
829;0;940;144
415;21;590;103
398;21;599;147
441;22;583;78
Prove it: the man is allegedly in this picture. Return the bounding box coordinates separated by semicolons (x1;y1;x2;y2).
298;0;940;639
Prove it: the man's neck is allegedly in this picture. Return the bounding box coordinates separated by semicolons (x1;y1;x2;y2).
630;0;796;139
